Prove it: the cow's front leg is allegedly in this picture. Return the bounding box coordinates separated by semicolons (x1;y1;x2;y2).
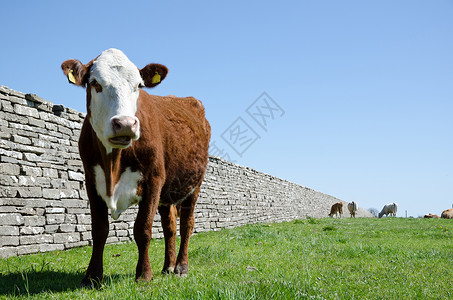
81;190;109;288
175;188;199;277
134;188;160;282
158;204;177;274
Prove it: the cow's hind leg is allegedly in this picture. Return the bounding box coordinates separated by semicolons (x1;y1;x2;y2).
158;204;178;274
174;187;200;277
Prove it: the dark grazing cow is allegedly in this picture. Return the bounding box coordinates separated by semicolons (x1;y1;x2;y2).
328;202;343;218
61;48;211;286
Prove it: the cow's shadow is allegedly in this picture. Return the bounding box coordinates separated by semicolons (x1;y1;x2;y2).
0;270;83;296
0;270;132;296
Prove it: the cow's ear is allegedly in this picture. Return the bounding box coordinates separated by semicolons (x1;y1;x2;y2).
140;63;168;88
61;59;89;87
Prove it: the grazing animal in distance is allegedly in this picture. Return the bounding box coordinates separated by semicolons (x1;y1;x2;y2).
347;201;358;218
441;208;453;219
424;214;440;219
378;203;398;218
328;202;343;218
61;48;211;286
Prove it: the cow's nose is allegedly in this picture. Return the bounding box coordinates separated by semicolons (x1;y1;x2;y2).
111;116;138;136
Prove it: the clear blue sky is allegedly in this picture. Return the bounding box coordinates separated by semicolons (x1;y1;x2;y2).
1;1;452;217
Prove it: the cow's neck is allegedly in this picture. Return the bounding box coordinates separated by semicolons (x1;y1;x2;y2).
98;139;123;197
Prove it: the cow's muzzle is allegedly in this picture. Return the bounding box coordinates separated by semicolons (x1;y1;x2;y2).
109;116;139;147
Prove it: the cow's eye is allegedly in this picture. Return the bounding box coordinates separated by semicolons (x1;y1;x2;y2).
90;80;103;93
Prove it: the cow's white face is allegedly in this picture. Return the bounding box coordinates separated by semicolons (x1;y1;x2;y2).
88;49;143;152
62;48;168;153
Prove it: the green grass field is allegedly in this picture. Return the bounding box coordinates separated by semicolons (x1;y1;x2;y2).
1;217;452;299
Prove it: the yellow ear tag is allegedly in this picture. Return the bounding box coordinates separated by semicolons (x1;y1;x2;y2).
151;72;161;84
68;69;76;84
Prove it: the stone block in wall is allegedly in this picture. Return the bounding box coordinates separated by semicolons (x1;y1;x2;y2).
0;247;18;258
42;188;60;199
1;236;19;247
0;163;20;175
64;214;77;224
24;199;47;208
61;199;86;208
23;152;42;162
67;208;89;215
76;225;89;232
0;213;24;226
20;226;45;235
68;170;84;181
42;168;59;179
44;225;59;234
28;117;46;128
8;96;27;106
24;93;53;112
81;231;92;241
46;214;65;225
77;214;91;225
59;190;80;199
11;135;32;145
0;148;23;161
17;244;40;256
106;237;119;244
57;125;73;136
59;224;76;233
23;216;46;227
0;225;20;236
116;230;128;237
0;99;14;113
20;234;53;245
39;244;64;253
21;165;42;177
65;241;89;250
17;187;43;198
54;232;80;244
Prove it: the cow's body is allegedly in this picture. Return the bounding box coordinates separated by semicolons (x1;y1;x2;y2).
441;208;453;219
424;214;440;219
62;49;210;286
328;202;343;218
378;203;398;218
347;201;358;218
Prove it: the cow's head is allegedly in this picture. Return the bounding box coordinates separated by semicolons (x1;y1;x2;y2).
61;48;168;152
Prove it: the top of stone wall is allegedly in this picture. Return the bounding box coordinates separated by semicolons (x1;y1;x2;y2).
0;85;86;121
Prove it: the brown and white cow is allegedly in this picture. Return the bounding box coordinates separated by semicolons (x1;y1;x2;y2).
378;203;398;218
347;201;358;218
424;213;440;219
328;202;343;218
441;208;453;219
61;49;211;286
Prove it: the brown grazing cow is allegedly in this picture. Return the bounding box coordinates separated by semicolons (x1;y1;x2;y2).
424;214;440;219
328;202;343;218
441;208;453;219
61;49;211;286
347;201;358;218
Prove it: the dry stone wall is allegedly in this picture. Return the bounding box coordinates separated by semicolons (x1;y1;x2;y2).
0;85;372;258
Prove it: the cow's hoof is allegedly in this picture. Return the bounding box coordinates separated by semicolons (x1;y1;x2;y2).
162;267;175;275
135;271;153;282
80;277;102;289
174;264;188;278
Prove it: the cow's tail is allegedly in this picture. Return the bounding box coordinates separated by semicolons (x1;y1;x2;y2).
173;204;181;218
